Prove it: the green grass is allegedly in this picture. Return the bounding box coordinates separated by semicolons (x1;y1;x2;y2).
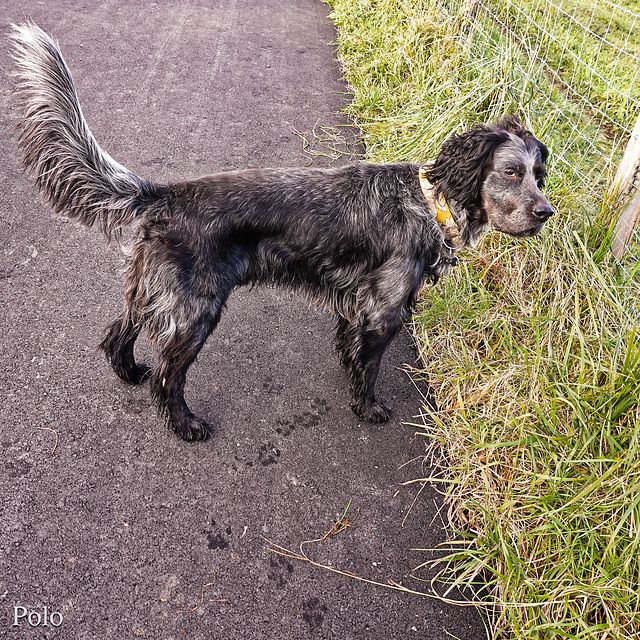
412;228;640;638
470;0;640;132
326;0;640;637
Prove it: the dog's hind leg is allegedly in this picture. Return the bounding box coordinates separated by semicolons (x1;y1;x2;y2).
100;313;150;384
100;241;152;384
148;304;223;442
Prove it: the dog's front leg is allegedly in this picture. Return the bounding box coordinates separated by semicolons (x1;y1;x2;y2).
336;258;421;423
336;312;402;423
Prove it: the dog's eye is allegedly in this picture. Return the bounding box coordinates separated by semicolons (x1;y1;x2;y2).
504;168;519;178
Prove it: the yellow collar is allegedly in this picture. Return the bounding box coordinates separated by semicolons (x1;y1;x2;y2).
418;165;462;247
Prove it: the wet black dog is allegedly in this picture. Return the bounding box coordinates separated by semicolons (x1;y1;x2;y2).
12;23;553;441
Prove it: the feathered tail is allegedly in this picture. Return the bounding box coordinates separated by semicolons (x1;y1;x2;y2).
11;22;165;241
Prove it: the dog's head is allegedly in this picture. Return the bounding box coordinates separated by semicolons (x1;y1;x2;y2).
425;116;552;242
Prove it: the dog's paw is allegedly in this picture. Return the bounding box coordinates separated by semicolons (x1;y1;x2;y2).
113;362;151;385
172;414;210;442
125;364;151;385
351;399;391;423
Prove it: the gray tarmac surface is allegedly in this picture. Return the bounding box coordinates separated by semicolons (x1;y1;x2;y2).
0;1;486;638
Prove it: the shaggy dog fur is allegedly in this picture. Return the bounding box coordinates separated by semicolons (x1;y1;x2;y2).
12;23;553;441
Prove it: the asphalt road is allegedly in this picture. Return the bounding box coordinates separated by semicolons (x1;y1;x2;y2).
0;1;486;638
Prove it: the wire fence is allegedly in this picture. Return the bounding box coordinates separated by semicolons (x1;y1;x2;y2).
448;0;640;259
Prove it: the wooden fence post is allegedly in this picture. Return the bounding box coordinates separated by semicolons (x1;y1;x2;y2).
611;113;640;259
461;0;481;52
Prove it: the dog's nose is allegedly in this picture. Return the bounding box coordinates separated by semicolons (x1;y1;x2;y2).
533;203;554;221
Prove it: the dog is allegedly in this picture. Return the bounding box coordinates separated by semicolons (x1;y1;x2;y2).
11;23;553;441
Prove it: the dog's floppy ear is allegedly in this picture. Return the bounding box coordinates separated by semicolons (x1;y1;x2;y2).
424;126;510;210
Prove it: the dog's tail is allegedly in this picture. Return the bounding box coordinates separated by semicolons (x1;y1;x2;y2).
11;22;165;241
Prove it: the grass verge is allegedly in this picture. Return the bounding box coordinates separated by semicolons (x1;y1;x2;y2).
326;0;640;637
